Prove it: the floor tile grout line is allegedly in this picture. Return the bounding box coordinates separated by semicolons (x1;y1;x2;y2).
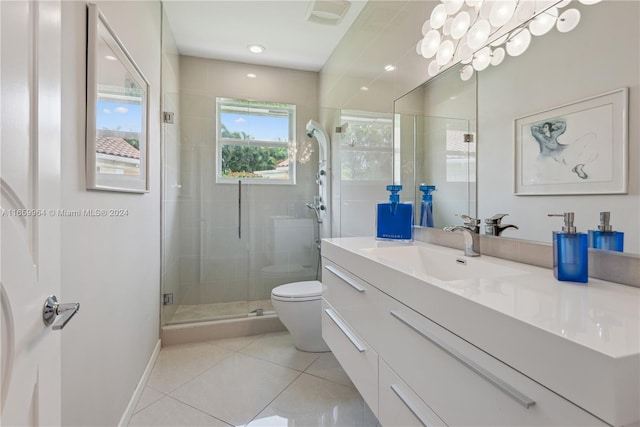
131;386;167;415
158;348;236;396
244;369;306;426
164;346;303;427
136;332;377;426
164;394;234;427
302;371;356;390
236;347;321;373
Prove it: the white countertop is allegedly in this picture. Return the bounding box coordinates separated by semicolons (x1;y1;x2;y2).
323;236;640;360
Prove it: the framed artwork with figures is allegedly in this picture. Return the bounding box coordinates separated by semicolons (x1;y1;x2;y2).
514;88;628;195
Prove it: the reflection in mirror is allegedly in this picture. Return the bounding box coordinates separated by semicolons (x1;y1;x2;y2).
395;1;639;254
339;110;393;182
394;63;477;230
95;46;144;177
86;4;149;193
332;109;394;238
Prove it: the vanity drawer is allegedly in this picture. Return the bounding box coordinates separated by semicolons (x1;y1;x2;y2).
379;359;447;427
378;293;606;426
322;259;382;348
322;299;378;415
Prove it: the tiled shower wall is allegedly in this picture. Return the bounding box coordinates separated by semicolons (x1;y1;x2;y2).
176;57;321;307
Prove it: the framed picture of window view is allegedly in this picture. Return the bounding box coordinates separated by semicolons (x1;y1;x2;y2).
514;88;628;196
86;3;149;193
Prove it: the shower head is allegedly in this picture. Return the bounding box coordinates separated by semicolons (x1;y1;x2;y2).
305;120;329;164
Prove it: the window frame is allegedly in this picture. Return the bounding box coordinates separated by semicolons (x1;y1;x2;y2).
216;97;296;185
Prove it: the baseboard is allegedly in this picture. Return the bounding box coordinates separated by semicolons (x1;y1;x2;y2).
118;338;161;427
161;314;286;346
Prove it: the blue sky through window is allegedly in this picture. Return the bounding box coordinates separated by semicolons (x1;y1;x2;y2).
221;112;289;142
96;100;142;133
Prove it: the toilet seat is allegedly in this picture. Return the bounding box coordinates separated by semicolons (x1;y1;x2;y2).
271;280;322;302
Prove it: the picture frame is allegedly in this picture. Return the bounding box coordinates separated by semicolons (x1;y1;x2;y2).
86;3;149;193
514;88;628;196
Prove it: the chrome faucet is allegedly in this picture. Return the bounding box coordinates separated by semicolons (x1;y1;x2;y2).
443;214;481;234
446;226;481;257
484;214;519;236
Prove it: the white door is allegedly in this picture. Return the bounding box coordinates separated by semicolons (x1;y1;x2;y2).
1;1;64;425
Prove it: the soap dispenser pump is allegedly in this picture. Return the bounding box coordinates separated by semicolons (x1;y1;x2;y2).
548;212;588;283
376;185;413;241
588;212;624;252
418;185;436;227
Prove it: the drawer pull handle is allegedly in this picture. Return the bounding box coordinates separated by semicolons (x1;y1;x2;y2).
325;265;365;292
390;310;536;409
391;384;447;427
325;308;366;352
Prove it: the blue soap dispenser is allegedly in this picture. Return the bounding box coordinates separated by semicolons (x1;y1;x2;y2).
376;185;414;241
418;184;436;227
588;212;624;252
548;212;588;283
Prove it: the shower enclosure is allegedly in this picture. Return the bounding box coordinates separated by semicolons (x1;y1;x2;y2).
161;20;329;325
160;15;393;327
162;117;327;324
161;103;328;325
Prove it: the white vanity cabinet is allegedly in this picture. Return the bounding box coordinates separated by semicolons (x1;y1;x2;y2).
320;237;639;427
321;261;381;414
378;359;447;427
378;292;606;426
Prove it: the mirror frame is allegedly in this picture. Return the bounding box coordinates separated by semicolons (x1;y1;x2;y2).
86;3;150;193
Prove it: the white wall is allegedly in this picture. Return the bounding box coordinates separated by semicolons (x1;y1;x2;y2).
60;2;161;425
477;1;639;252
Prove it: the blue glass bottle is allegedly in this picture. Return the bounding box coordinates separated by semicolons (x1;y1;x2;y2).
588;212;624;252
418;185;436;228
376;185;413;241
549;212;588;283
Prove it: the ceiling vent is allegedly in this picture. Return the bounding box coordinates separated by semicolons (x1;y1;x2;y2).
305;0;351;26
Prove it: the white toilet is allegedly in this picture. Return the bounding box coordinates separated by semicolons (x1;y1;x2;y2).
271;280;330;352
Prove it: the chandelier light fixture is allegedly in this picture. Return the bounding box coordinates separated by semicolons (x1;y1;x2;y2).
415;0;601;81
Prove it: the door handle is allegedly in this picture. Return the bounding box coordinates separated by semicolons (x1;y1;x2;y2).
43;295;80;330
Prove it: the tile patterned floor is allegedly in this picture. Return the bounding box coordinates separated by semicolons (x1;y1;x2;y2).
129;332;379;427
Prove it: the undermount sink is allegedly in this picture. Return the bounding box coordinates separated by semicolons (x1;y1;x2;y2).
360;244;528;282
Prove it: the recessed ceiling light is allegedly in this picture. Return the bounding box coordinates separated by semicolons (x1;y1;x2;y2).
360;86;369;91
384;64;396;72
248;44;265;54
247;73;257;79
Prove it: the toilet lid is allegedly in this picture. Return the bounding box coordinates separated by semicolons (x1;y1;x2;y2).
271;280;322;299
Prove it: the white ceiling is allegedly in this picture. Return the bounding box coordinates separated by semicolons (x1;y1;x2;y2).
162;1;368;72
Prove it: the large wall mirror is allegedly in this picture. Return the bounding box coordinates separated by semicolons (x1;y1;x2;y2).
86;4;150;193
395;63;477;231
394;0;639;254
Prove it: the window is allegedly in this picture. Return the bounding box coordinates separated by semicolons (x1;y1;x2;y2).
216;97;296;184
339;110;393;181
